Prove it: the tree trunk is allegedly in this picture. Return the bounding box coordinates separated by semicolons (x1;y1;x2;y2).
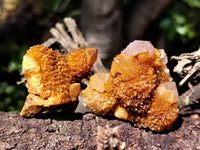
125;0;171;42
81;0;122;68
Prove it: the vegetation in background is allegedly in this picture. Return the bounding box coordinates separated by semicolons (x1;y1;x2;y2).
0;0;81;112
159;0;200;43
0;0;200;112
0;44;28;112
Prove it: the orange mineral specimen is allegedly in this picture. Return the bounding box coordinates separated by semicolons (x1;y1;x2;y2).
81;71;117;115
81;40;179;132
20;45;97;117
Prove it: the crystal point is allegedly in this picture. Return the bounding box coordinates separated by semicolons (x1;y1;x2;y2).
123;40;155;57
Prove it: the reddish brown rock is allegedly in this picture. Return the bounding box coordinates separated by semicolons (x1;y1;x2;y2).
1;110;200;149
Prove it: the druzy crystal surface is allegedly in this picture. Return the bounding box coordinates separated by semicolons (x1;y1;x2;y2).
81;40;179;132
21;45;97;117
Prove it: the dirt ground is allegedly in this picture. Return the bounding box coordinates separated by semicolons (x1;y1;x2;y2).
0;106;200;150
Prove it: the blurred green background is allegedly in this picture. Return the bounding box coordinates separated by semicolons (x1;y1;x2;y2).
0;0;199;112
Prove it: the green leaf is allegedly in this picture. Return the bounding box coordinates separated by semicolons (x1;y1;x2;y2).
176;25;187;35
188;30;196;38
185;96;190;105
159;18;172;29
174;14;186;24
67;9;81;17
184;0;200;8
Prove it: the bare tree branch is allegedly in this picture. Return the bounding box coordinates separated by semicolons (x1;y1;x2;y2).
172;48;200;86
179;83;200;109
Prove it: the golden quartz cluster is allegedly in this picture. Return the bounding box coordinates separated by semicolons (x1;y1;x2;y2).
20;45;97;117
81;41;179;132
21;41;179;132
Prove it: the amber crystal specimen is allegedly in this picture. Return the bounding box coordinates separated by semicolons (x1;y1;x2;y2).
144;82;179;131
81;40;179;132
20;45;97;117
81;71;117;115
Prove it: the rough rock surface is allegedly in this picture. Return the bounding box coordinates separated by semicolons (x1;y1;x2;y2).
0;108;200;149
